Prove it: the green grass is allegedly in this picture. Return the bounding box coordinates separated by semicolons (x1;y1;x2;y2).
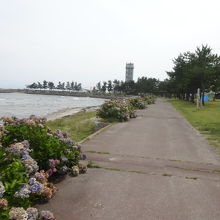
47;111;97;142
168;99;220;149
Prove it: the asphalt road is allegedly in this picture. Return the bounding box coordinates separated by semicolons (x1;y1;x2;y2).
39;98;220;220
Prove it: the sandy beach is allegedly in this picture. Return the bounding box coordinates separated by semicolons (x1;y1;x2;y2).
46;106;100;121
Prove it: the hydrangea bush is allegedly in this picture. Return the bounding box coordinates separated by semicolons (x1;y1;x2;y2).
141;95;155;104
128;98;147;109
0;116;87;220
97;95;155;121
96;99;135;122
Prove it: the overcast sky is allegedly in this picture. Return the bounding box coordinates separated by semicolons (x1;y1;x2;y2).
0;0;220;89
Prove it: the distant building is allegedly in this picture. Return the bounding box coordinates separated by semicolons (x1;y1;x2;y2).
125;63;134;82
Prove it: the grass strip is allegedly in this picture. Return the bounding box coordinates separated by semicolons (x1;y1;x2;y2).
168;99;220;150
47;111;97;142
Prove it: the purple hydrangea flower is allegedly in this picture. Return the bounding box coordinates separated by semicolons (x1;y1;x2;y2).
64;149;71;154
21;153;31;160
61;156;68;162
26;207;38;220
40;210;55;220
29;178;36;185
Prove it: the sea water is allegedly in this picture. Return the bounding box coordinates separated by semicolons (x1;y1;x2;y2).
0;93;105;118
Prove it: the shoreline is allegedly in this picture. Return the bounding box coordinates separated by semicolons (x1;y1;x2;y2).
0;89;125;100
46;105;100;121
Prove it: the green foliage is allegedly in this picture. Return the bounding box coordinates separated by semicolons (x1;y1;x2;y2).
95;78;160;95
0;115;85;219
97;99;135;122
1;123;79;170
166;45;220;103
0;157;30;208
129;98;146;109
0;148;30;219
141;95;155;104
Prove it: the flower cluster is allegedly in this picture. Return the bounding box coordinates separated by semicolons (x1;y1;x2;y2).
141;94;155;104
9;207;28;220
0;198;8;210
97;99;135;121
8;207;54;220
51;129;75;146
0;115;47;127
0;181;5;198
26;208;39;220
6;141;39;175
0;115;88;219
39;210;55;220
0;140;55;218
129;97;147;109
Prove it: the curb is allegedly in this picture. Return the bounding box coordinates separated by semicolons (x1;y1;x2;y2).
78;123;114;144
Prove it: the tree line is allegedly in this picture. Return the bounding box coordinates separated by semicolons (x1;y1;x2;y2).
26;80;82;91
165;45;220;105
93;77;162;95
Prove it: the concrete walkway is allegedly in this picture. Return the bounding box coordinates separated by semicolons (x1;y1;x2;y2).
39;99;220;220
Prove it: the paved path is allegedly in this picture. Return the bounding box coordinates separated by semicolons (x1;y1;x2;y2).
39;99;220;220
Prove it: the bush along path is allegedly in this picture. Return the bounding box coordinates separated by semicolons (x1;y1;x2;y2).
0;116;87;220
96;95;155;122
38;98;220;220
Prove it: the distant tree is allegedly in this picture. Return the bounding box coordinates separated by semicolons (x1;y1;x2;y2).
37;82;43;89
66;82;71;90
43;80;48;89
92;86;97;93
48;81;55;90
121;80;136;94
101;81;107;93
27;82;38;89
96;82;101;92
136;77;159;93
61;82;65;90
113;79;120;93
70;81;74;90
107;80;113;93
76;83;82;91
56;81;62;90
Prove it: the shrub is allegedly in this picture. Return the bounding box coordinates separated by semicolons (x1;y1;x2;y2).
141;95;156;104
0;116;87;220
0;116;80;171
96;99;135;122
128;98;147;109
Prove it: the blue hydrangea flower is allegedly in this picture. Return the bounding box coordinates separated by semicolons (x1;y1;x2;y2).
30;181;43;193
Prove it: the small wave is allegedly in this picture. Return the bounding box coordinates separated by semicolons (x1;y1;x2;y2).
0;98;6;101
72;97;80;100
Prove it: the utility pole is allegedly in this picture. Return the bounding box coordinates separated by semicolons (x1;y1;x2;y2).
197;88;200;109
